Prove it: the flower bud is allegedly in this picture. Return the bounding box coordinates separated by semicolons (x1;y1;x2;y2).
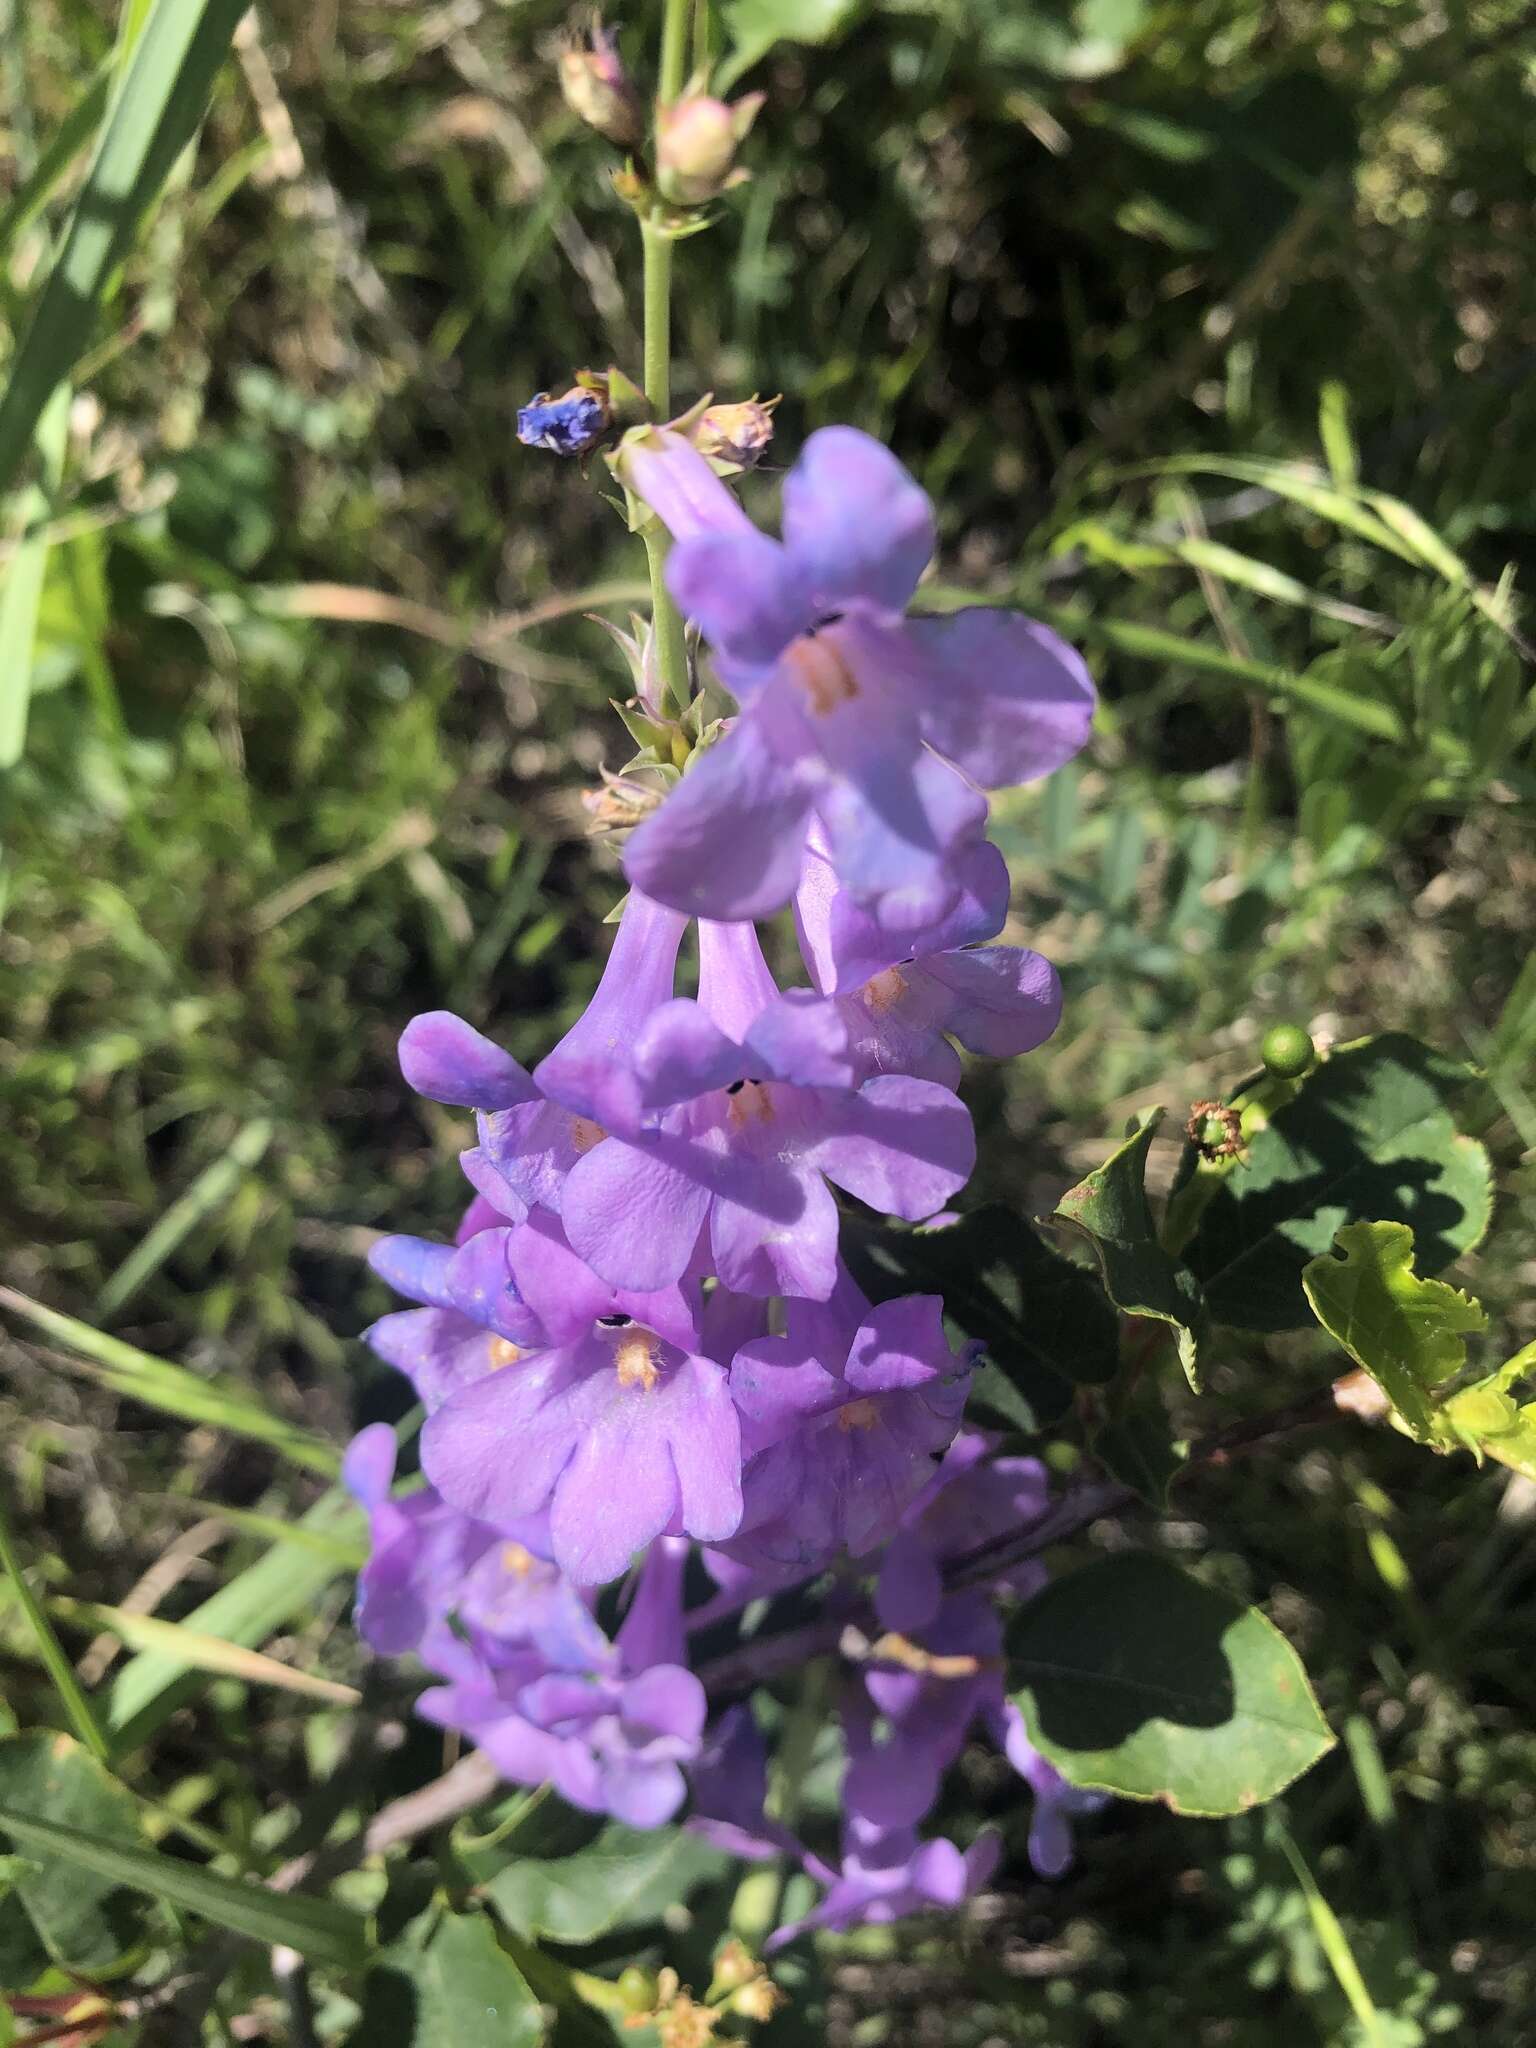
655;91;764;205
731;1977;784;2022
558;22;643;148
691;395;778;472
518;381;610;457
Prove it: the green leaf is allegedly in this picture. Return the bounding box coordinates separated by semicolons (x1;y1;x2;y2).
0;1482;109;1764
1053;1112;1206;1389
1008;1554;1335;1816
1186;1035;1492;1331
719;0;863;87
1302;1220;1487;1440
0;1283;339;1476
0;0;247;500
845;1206;1119;1432
98;1115;274;1314
354;1908;545;2047
487;1824;730;1946
0;1734;147;1974
0;1803;367;1967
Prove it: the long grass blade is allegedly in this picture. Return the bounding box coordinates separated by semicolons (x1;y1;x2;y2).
1273;1821;1390;2048
0;0;247;498
50;1598;360;1706
0;1806;368;1965
0;384;69;768
0;1283;340;1476
0;1485;109;1762
98;1115;274;1315
0;63;112;268
107;1486;361;1752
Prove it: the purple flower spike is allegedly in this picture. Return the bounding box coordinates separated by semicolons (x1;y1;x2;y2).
724;1284;972;1574
559;920;975;1301
620;426;1095;927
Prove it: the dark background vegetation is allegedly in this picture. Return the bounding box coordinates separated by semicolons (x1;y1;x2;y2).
3;0;1535;2039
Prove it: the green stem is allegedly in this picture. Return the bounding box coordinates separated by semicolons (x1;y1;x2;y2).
638;0;696;723
0;1483;110;1762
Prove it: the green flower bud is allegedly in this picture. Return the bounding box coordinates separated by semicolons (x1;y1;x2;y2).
1261;1023;1315;1081
656;91;764;205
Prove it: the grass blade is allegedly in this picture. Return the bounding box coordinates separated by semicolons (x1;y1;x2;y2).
1273;1821;1389;2048
107;1486;361;1752
51;1598;361;1706
0;1805;368;1966
0;63;112;268
0;384;69;768
0;0;247;499
0;1485;109;1762
98;1115;274;1315
0;1283;340;1477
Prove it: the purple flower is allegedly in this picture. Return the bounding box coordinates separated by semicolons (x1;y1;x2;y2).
796;833;1062;1088
686;1705;805;1863
343;1426;609;1672
418;1215;741;1586
765;1815;1000;1952
722;1274;973;1575
419;1541;706;1826
554;919;975;1300
618;426;1095;928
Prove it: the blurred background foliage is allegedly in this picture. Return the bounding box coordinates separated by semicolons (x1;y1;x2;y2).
2;0;1535;2039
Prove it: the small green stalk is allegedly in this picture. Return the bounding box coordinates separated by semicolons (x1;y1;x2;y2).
0;1482;110;1762
638;0;696;725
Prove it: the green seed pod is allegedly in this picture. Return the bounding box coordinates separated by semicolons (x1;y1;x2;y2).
617;1966;656;2015
1261;1023;1315;1080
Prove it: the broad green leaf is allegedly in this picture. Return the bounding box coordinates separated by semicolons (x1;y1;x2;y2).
0;1804;367;1966
0;1734;146;1973
0;1283;339;1476
354;1908;545;2047
1009;1554;1334;1815
1302;1221;1487;1440
1187;1035;1491;1331
487;1824;730;1945
108;1484;360;1750
1053;1113;1206;1389
0;0;248;499
845;1206;1119;1433
720;0;863;87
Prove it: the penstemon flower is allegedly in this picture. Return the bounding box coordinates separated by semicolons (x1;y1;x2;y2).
615;425;1096;935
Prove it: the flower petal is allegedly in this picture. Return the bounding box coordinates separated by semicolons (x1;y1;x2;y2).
668;528;810;667
623;705;817;921
781;427;934;615
561;1140;712;1292
398;1011;536;1110
815;1075;975;1220
901;609;1096;789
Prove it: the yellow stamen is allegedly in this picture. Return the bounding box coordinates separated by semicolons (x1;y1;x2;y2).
488;1337;523;1369
726;1080;774;1127
615;1332;660;1391
786;635;859;714
571;1114;606;1154
837;1398;879;1432
500;1542;536;1578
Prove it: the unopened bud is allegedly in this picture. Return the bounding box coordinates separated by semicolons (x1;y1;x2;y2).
709;1940;759;1993
558;22;643;148
656;91;764;205
691;395;778;472
732;1977;785;2022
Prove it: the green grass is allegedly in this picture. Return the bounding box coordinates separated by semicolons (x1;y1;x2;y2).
1;0;1534;2039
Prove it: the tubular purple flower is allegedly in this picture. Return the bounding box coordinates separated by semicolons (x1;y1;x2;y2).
722;1281;973;1574
419;1217;740;1585
555;920;975;1300
616;426;1095;928
765;1815;999;1951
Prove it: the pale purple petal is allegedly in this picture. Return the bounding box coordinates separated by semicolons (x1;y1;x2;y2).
421;1353;585;1530
623;699;818;921
663;1358;745;1544
710;1164;841;1301
398;1011;536;1111
632;999;748;1108
561;1141;711;1292
342;1423;397;1510
624;428;757;542
368;1234;456;1310
744;990;856;1088
902;609;1096;789
667;528;810;667
781;427;934;615
814;1075;974;1220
